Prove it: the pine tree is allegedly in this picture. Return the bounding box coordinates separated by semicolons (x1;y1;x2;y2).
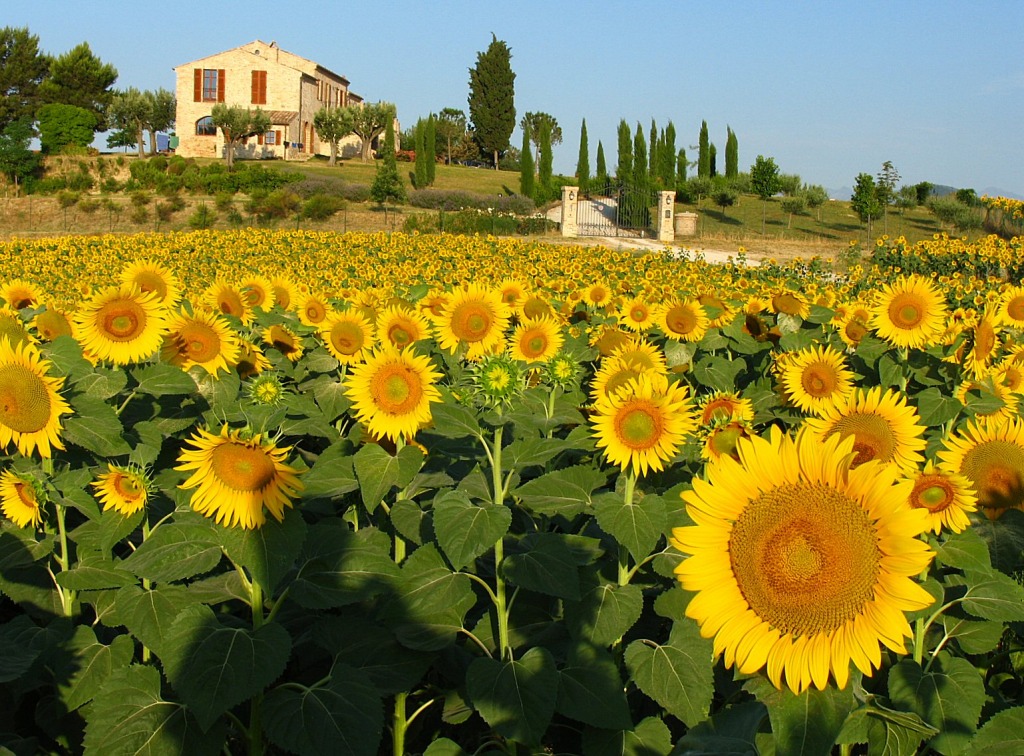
537;119;553;204
616;119;632;185
725;126;738;179
0;27;49;130
576;118;590;194
595;140;608;186
467;34;516;169
709;143;717;178
698;119;710;178
425;114;437;185
38;41;118;130
519;123;534;198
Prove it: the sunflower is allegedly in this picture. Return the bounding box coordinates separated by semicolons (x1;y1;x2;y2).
672;427;934;694
590;325;632;357
656;299;709;342
298;292;332;327
777;345;856;415
120;260;182;307
521;294;554;321
0;308;33;348
584;282;613;308
345;347;443;442
497;278;528;309
262;324;304;362
591;373;696;477
905;460;977;534
92;464;150;516
963;309;1001;378
871;274;948;350
611;338;666;373
544;352;580;390
997;285;1024;328
618;296;656;333
955;375;1020;422
701;419;755;462
0;280;43;310
434;284;510;360
508;316;564;364
320;310;374;365
376;305;431;350
939;416;1024;519
161;308;240;376
204;281;253;325
0;470;44;528
698;292;733;328
74;284;168;365
271;277;299;312
835;314;870;350
240;276;276;311
806;387;926;472
31;308;73;342
176;426;303;529
0;339;72;458
589;355;653;402
698;391;755;427
771;290;810;320
233;340;272;380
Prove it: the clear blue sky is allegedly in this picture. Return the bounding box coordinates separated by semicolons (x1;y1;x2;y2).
10;0;1024;197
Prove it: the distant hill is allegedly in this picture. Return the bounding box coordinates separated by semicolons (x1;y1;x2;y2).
828;186;852;201
828;184;1023;202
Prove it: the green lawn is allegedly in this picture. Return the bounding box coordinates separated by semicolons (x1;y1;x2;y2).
280;156;520;195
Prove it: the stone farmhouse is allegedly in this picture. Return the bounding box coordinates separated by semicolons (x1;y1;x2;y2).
173;40;364;161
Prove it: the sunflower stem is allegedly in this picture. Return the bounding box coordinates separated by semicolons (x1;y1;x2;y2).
618;473;637;587
248;579;265;756
141;518;152;663
490;424;512;662
392;690;408;756
115;389;137;417
545;386;559;438
913;616;925;665
53;499;74;617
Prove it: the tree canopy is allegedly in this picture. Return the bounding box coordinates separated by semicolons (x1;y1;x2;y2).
468;34;516;169
435;108;467;165
211;103;270;169
520;112;560;165
36;104;97;153
313;106;355;166
38;42;117;130
0;27;48;130
348;101;396;162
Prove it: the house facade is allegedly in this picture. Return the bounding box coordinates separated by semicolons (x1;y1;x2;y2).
173;40;364;161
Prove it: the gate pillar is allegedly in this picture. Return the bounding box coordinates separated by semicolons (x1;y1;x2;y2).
657;191;676;243
560;186;579;238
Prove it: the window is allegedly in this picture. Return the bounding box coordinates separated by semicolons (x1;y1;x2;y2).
202;69;219;101
264;130;277;145
251;70;267;105
193;68;224;102
196;116;216;136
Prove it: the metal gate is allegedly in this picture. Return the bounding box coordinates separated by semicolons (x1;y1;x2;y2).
576;182;658;238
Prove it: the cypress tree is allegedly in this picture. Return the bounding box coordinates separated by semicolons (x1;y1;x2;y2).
519;123;534;198
649;119;658;176
677;147;687;185
467;34;516;169
629;123;649;227
595;140;608;186
537;119;553;204
616;119;632;185
698;119;710;178
576;118;590;194
661;121;676;188
413;119;428;189
370;117;406;204
725;126;738;179
709;143;717;178
425;114;436;185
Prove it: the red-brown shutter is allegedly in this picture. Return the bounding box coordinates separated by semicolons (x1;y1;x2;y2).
193;69;202;102
251;71;259;103
257;132;264;145
275;130;282;145
260;71;266;104
217;69;225;102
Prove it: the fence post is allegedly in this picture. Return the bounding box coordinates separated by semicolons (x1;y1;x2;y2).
657;190;676;243
560;186;579;238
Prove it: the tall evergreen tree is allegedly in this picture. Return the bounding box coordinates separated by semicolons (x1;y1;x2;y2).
627;123;649;227
698;119;710;178
677;148;687;184
725;126;738;179
425;114;437;185
413;119;428;188
519;123;534;198
709;143;717;178
660;121;676;188
0;27;48;130
536;120;553;204
575;118;590;194
467;34;516;170
616;119;632;185
520;112;561;165
38;42;117;130
370;116;406;204
649;119;658;176
595;140;608;186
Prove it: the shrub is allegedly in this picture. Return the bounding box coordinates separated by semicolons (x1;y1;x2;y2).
408;189;535;215
78;198;100;215
188;204;216;230
130;191;152;207
154;202;177;222
129;205;149;224
64;172;94;192
260;190;302;219
226;209;245;227
301;194;346;221
100;178;121;194
148;154;168;172
215;192;235;212
289;177;347;199
167;155;187;175
165;194;186;212
56;190;80;209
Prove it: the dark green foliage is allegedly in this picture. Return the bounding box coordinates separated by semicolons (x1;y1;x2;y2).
0;117;41;188
851;172;882;230
37;41;117;130
370;117;406;204
616;119;631;184
750;154;782;233
914;181;934;204
467;34;516;169
698;119;710;178
536;120;553;204
435;107;467;164
659;121;676;189
709;143;717;178
188;203;216;229
649;119;658;176
595;140;607;185
0;27;48;129
425;114;437;185
576;119;590;194
677;147;687;185
301;194;346;220
520;112;561;166
519;122;534;198
36;103;97;153
725;126;738;178
414;118;428;189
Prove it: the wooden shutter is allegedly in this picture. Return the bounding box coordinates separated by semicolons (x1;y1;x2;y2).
193;69;202;102
217;69;225;102
275;130;282;146
251;70;266;105
257;132;264;145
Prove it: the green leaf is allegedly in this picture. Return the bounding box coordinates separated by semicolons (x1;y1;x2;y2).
83;664;226;756
161;604;292;732
54;626;135;712
502;436;566;471
466;647;558;746
55;558;137;591
290;521;400;609
564;582;644;646
593;491;666;562
916;387;964;428
582;716;673;756
513;464;607;516
963;706;1024;756
430;401;482;439
64;395;132;456
42;334;93;380
306;374;350;421
502;533;581;600
74;365;128;400
301;441;359;499
432;490;511;570
423;739;468;756
556;644;632;730
855;333;890;366
672;701;766;755
745;676;856;756
214;507;306;594
262;663;383;756
863;700;940;756
665;340;696;368
199;370;241;417
114;584;196;659
942;614;1005;654
353;442;423;511
962;569;1024;621
888;653;985;755
380;544;475;651
692;354;743;393
625;620;713;727
0;615;45;683
122;518;221;584
935;529;992;572
390;498;431;545
878;352;904;388
132;362;198;396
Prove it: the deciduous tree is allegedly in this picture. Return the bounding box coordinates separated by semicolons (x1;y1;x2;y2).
36;103;97;153
468;34;516;169
211;103;270;169
750;155;782;234
435;107;466;165
313;106;354;166
145;88;175;156
348;101;396;162
108;88;150;159
0;27;48;130
520;112;560;166
0;118;41;192
851;172;882;236
876;160;901;234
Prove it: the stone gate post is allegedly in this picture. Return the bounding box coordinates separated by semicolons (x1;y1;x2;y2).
560;186;579;238
657;191;676;243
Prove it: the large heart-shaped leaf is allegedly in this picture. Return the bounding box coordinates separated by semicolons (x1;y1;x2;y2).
466;647;558;746
432;490;511;570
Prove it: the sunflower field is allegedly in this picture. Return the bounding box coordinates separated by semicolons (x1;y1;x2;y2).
2;228;1024;755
